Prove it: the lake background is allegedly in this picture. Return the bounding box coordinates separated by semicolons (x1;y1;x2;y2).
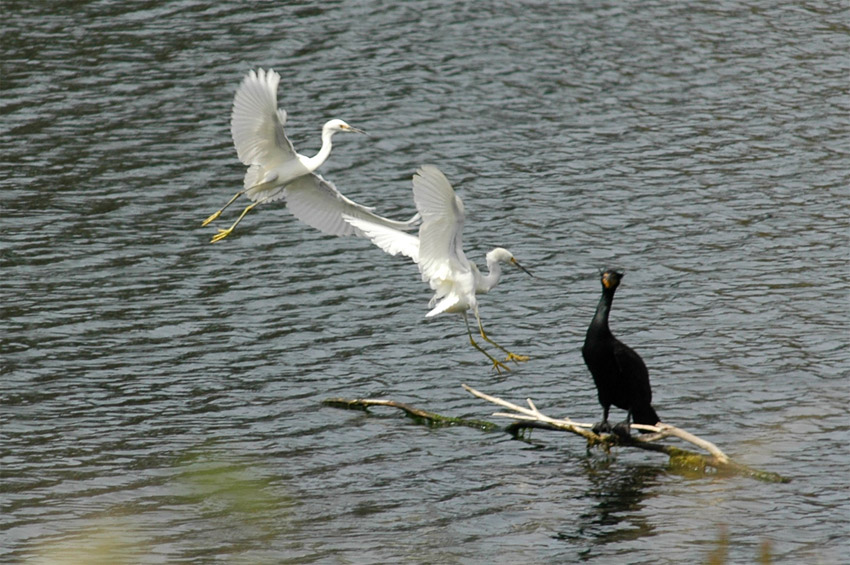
2;1;848;563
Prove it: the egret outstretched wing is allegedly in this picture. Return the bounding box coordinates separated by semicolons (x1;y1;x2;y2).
342;165;531;372
230;69;296;170
286;173;420;238
209;68;417;242
343;215;420;261
412;165;470;284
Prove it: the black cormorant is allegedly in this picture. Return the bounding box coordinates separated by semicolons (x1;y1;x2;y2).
582;269;660;436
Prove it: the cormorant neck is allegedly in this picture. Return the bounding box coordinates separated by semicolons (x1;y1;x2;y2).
591;287;616;333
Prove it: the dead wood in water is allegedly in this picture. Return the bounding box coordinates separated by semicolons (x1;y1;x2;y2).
324;386;789;483
323;397;499;431
461;384;787;483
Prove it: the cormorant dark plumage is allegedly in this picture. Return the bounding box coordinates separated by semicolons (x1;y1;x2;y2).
582;269;660;436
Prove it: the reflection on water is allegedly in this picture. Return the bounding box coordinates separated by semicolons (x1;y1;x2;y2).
2;0;849;563
577;461;661;547
553;460;663;560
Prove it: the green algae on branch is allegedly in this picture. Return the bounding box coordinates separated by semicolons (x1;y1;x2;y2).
657;446;787;483
323;397;499;431
462;384;791;484
323;390;790;484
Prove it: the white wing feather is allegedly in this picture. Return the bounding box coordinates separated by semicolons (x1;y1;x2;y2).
343;215;420;261
346;165;478;319
412;165;470;284
285;173;419;237
230;69;296;170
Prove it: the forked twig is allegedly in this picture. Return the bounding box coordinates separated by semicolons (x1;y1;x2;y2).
463;384;728;462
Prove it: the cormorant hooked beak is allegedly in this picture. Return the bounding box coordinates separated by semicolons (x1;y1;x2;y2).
601;269;624;289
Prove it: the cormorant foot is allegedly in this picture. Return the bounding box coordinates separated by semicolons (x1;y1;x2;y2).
612;421;632;439
591;421;612;435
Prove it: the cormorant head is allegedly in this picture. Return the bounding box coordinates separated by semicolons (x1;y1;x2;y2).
600;269;623;290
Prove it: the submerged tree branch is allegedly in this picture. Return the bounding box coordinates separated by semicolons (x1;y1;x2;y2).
462;384;788;482
324;387;789;483
322;397;499;430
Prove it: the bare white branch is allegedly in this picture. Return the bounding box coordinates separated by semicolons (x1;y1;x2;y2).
326;389;786;482
463;384;729;463
654;423;729;463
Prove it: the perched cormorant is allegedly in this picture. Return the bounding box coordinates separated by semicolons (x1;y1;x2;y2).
582;270;659;436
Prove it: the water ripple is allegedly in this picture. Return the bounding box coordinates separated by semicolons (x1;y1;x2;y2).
2;0;848;563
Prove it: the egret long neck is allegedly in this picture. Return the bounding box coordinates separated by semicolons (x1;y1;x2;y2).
477;259;503;294
301;128;334;172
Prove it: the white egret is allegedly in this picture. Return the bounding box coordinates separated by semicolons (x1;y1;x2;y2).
344;165;532;373
203;68;419;243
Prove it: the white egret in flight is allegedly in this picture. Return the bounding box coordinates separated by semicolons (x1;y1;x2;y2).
344;165;532;373
203;68;419;243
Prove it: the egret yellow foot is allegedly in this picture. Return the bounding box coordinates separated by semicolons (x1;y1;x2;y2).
505;352;529;363
201;210;222;227
491;358;511;374
210;228;233;243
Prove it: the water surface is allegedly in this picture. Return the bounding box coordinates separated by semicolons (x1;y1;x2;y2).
2;1;848;563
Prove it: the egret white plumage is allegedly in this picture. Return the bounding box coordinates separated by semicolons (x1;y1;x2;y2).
344;165;532;373
203;68;419;243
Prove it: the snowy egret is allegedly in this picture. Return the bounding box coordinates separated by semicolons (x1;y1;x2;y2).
582;270;660;436
203;68;419;243
344;165;532;373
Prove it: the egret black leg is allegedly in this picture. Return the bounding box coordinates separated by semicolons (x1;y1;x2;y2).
464;313;510;373
210;192;277;243
475;311;529;364
202;189;246;226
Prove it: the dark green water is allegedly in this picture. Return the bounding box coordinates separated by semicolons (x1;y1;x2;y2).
2;1;848;562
